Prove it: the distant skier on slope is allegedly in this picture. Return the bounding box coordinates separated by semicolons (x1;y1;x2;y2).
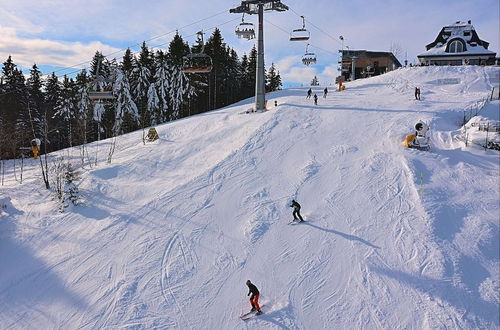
307;88;312;99
313;94;318;105
323;87;328;98
246;280;262;315
290;199;304;222
414;87;421;100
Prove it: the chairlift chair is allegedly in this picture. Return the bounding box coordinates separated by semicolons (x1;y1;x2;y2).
88;90;115;101
88;57;115;102
290;15;310;41
182;54;213;73
235;14;255;40
183;31;213;74
302;44;316;66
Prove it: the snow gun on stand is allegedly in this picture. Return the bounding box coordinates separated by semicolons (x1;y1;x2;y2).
31;138;41;159
403;121;430;151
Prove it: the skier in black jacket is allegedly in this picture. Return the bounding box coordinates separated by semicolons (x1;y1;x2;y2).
290;200;304;222
246;280;262;314
306;88;312;99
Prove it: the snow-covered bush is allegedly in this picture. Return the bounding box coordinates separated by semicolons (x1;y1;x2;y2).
52;159;82;211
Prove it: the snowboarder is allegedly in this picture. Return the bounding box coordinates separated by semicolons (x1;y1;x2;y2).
307;88;312;99
323;87;328;98
246;280;262;315
313;94;318;105
414;87;421;100
290;200;304;222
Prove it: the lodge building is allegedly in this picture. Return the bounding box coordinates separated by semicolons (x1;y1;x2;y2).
339;50;401;81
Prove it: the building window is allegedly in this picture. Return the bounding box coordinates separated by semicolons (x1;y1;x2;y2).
448;40;464;53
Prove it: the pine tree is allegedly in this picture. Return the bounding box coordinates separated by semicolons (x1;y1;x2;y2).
168;32;190;67
131;42;153;127
63;163;80;207
311;76;320;86
266;63;282;92
89;52;109;91
0;56;29;155
247;46;258;98
74;70;92;155
112;66;139;135
27;64;45;138
12;68;30;149
167;35;195;120
205;28;226;110
54;76;76;148
226;48;242;105
121;48;134;76
153;50;170;122
168;65;195;120
239;54;252;100
43;73;62;151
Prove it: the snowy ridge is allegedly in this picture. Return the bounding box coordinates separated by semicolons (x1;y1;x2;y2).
1;66;499;329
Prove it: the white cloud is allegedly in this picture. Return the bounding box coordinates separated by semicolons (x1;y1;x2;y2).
0;26;120;72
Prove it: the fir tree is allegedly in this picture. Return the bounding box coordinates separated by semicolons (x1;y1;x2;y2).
266;63;282;92
121;48;134;76
239;54;252;99
54;76;76;148
246;46;258;98
27;64;45;138
112;66;139;135
153;50;170;122
311;76;320;86
43;72;62;151
74;70;91;148
168;32;190;67
0;56;29;153
131;42;153;127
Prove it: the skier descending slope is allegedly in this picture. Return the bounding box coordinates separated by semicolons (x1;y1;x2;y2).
306;88;312;99
246;280;262;315
290;200;305;222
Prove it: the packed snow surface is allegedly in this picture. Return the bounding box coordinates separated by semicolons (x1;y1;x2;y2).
1;66;499;329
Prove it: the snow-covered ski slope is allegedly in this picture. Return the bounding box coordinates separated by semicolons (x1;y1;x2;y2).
1;66;499;329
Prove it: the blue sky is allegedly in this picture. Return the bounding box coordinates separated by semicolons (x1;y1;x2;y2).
0;0;498;86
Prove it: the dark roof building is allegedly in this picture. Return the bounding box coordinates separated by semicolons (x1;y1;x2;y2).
418;20;496;66
339;50;401;81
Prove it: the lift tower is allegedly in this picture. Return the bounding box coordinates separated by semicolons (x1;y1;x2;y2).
230;1;288;112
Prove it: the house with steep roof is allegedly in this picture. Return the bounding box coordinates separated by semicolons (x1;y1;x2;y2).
417;20;496;66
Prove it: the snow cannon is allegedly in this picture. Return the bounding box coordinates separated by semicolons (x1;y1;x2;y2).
403;121;430;151
31;138;41;159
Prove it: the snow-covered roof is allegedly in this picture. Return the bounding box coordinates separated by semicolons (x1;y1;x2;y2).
418;40;495;57
418;20;496;58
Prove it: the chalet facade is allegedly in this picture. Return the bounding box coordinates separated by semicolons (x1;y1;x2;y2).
418;20;496;66
339;50;401;81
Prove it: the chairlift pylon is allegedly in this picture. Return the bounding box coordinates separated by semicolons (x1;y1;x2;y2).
235;14;255;40
302;43;316;66
183;31;213;74
290;15;310;41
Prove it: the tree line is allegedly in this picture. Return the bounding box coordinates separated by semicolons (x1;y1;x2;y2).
0;28;282;160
